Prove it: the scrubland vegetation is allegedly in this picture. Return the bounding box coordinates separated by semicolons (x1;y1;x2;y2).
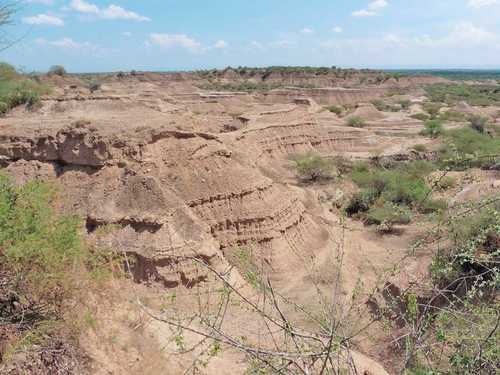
371;98;410;112
425;83;500;106
291;153;337;181
345;160;445;230
48;65;67;77
289;139;499;374
440;126;500;169
412;195;500;374
197;65;362;78
0;63;49;115
346;116;366;128
0;175;119;373
421;119;444;138
198;81;316;92
0;59;498;373
325;105;343;115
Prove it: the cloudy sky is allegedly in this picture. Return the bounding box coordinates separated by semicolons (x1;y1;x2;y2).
2;0;500;72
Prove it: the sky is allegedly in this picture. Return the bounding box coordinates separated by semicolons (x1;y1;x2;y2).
1;0;500;72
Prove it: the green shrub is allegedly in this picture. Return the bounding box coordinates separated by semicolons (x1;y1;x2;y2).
421;119;444;138
346;160;442;226
291;153;335;181
88;81;101;93
0;65;49;114
468;114;488;133
436;176;456;190
410;113;430;121
423;102;442;119
438;110;466;122
346;116;366;128
413;197;500;374
327;155;352;176
371;99;386;111
439;127;500;169
371;99;399;112
0;101;8;115
419;198;448;214
325;105;342;116
0;174;121;365
435;304;499;375
365;203;412;225
398;99;411;110
348;161;436;218
344;188;379;217
199;80;316;92
405;160;436;179
430;197;499;292
382;177;429;206
412;144;428;152
0;176;83;302
48;65;66;76
425;83;500;106
449;201;500;247
0;62;19;81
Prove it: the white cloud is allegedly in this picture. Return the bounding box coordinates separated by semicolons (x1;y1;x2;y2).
446;23;496;44
69;0;98;14
122;31;132;37
468;0;499;7
368;0;388;10
352;0;388;17
50;37;82;49
69;0;150;21
414;23;497;47
100;5;150;21
149;34;201;52
352;9;376;17
22;14;64;26
383;33;407;47
300;27;314;34
214;40;228;49
36;36;111;56
319;23;498;58
332;26;343;33
37;37;87;49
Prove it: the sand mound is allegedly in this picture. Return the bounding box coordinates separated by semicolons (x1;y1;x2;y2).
346;102;386;121
453;101;475;114
409;103;425;115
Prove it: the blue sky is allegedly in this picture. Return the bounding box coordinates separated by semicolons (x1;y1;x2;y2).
2;0;500;72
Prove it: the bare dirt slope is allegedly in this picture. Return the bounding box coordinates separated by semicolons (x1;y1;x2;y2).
0;71;460;374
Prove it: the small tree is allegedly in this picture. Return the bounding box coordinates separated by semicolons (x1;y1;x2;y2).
398;99;411;110
412;144;427;152
0;101;8;115
346;116;366;128
292;153;335;182
421;119;444;138
325;105;342;116
423;102;442;119
371;99;386;111
48;65;66;76
468;114;488;133
88;81;101;93
0;62;17;80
